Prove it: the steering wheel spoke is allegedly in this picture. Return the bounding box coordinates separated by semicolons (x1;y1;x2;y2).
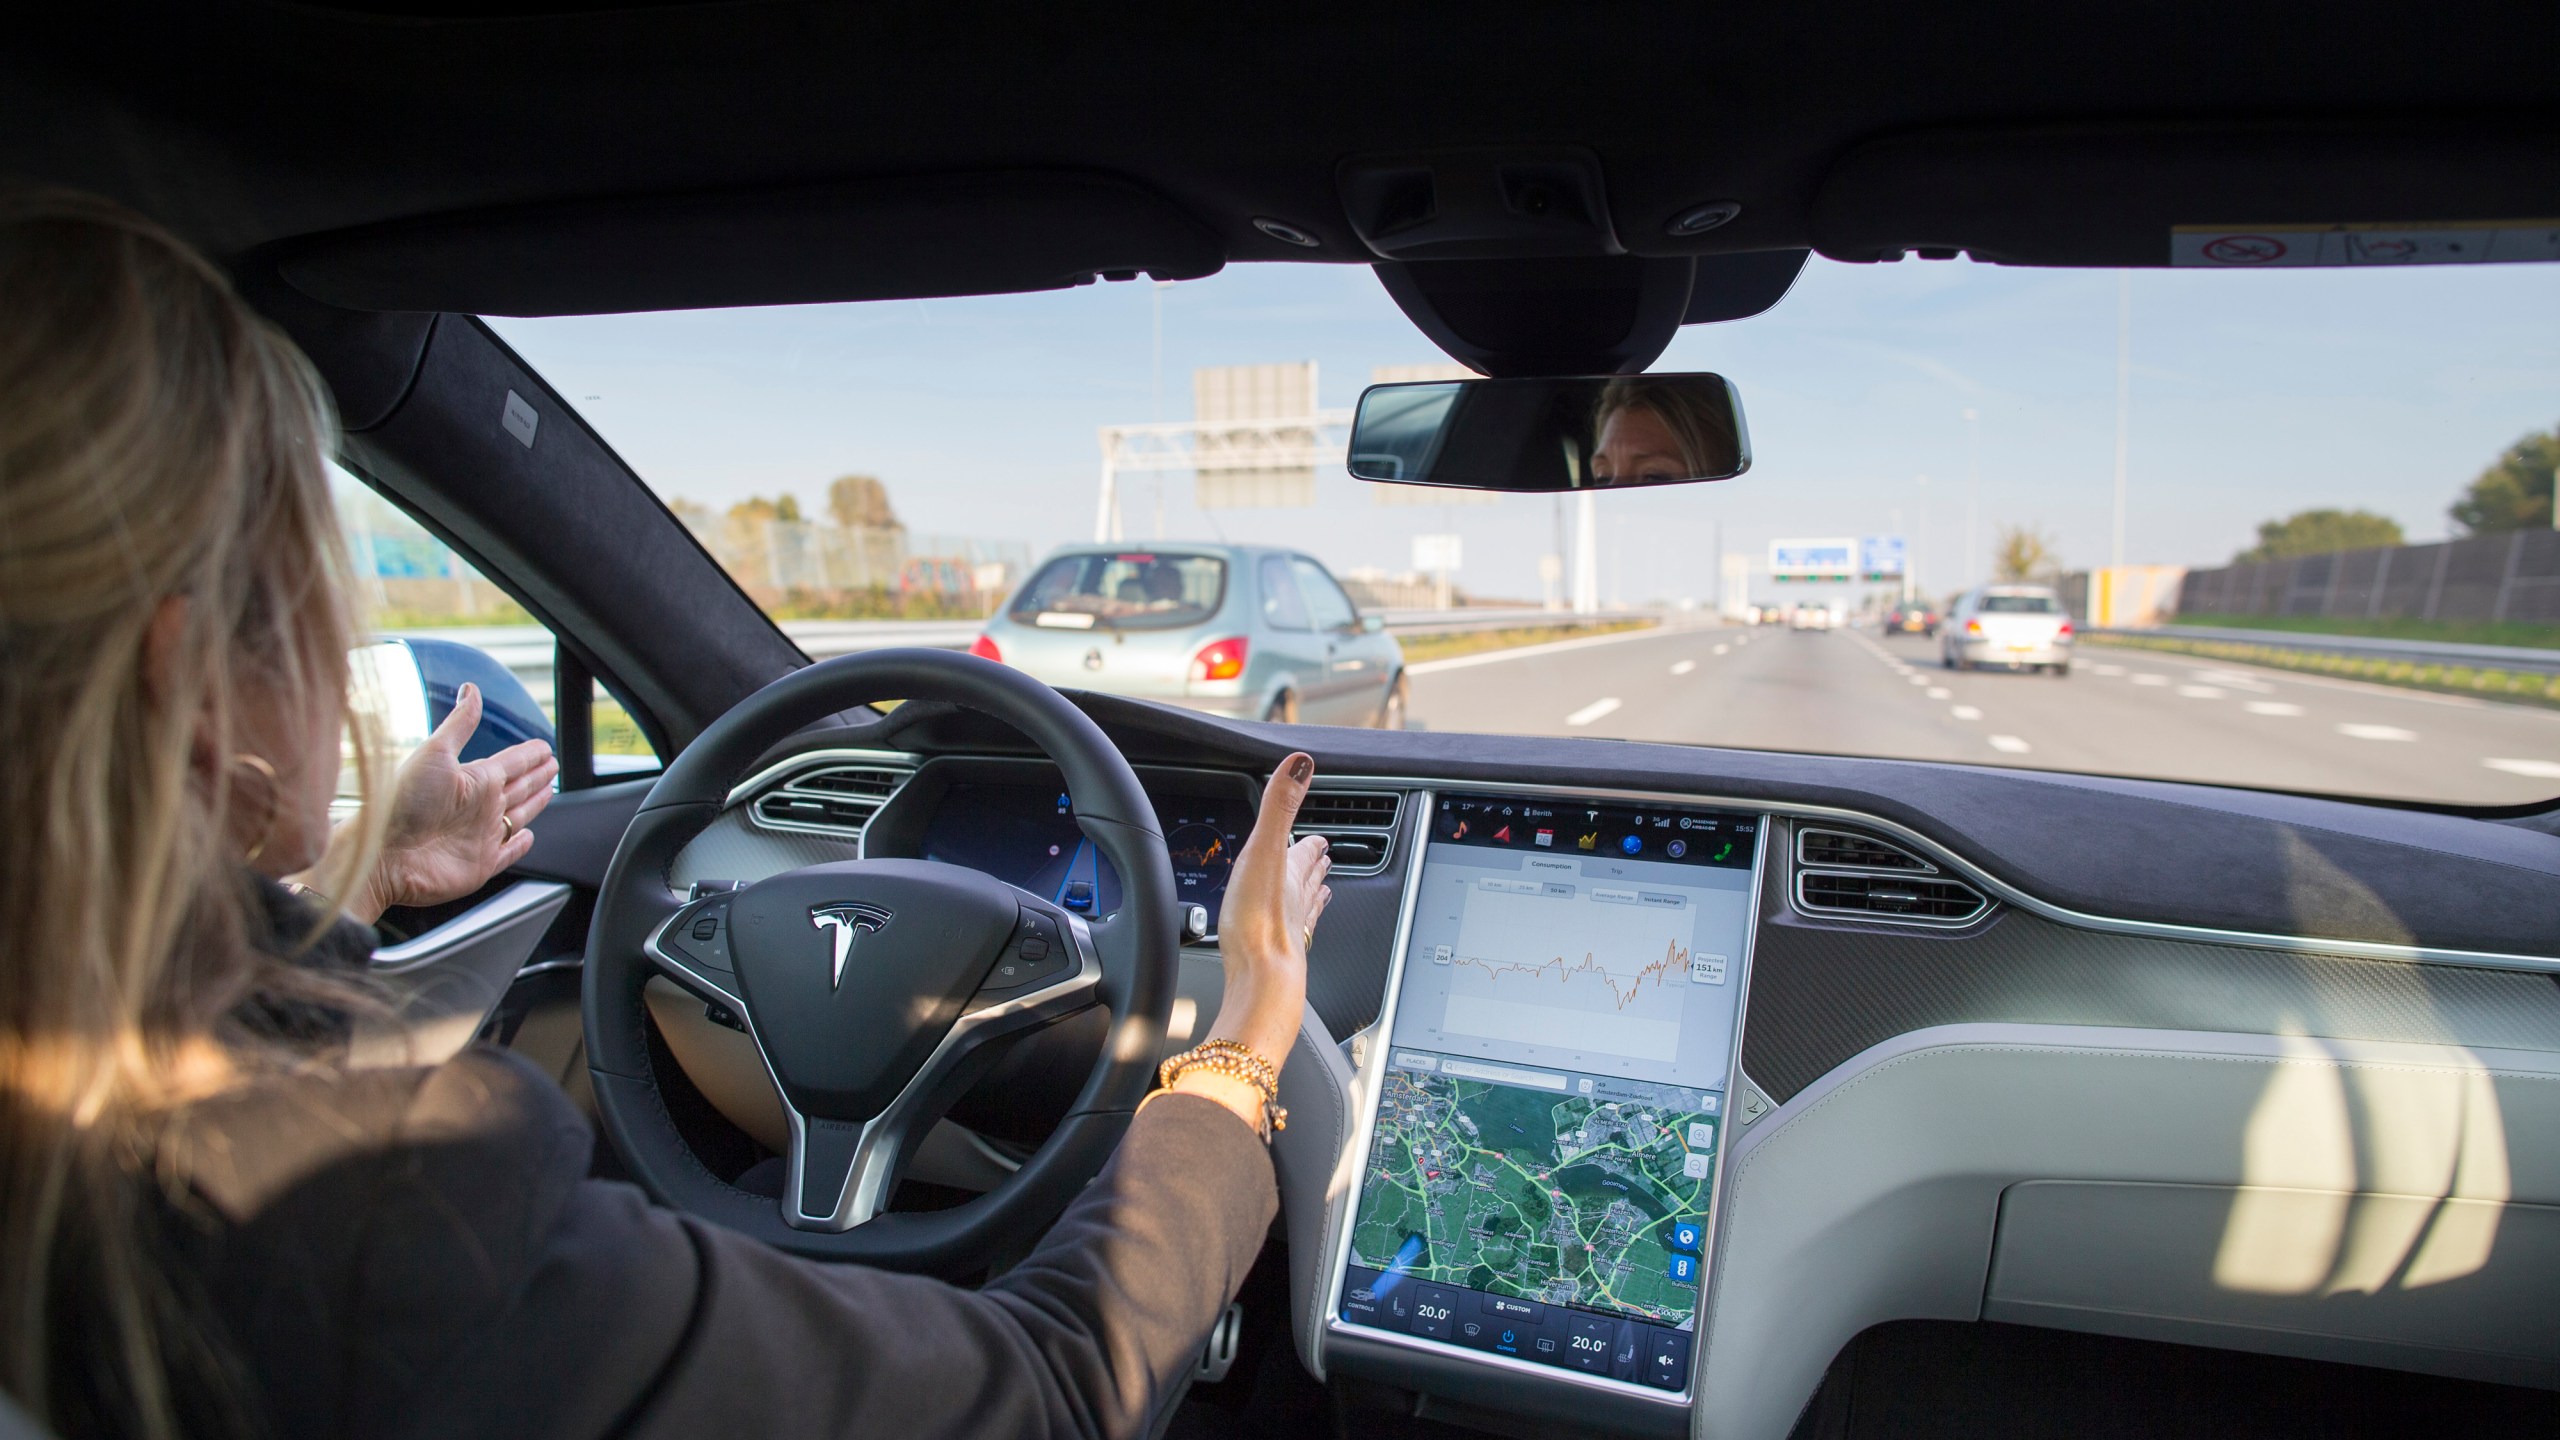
642;893;745;1011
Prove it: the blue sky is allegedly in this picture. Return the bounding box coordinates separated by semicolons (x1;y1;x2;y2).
490;255;2560;606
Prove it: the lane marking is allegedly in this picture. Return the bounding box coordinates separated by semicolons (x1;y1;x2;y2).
1669;659;1697;675
1407;623;1675;675
2336;722;2417;742
1566;697;1623;726
2485;758;2560;778
2244;701;2305;716
1926;687;1951;699
2130;673;2169;686
2089;663;2126;677
2191;668;2275;693
1950;704;1983;720
2177;685;2225;699
1711;644;1729;655
1987;734;2032;754
1906;675;1928;686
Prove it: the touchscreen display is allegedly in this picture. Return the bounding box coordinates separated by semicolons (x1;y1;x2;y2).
1335;793;1759;1394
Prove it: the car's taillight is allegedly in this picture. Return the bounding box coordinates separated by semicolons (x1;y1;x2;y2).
1964;618;1982;634
1190;636;1248;681
968;634;1004;663
2057;619;2074;637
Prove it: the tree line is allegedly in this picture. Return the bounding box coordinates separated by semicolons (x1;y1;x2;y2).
2238;420;2558;562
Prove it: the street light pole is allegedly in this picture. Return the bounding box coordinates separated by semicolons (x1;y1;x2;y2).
1962;408;1981;584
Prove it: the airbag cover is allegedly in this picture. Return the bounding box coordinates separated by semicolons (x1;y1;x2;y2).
725;859;1020;1121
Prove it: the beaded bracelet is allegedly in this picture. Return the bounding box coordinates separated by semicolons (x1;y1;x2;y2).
1158;1038;1288;1138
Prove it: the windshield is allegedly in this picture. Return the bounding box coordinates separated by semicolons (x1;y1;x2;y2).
488;254;2560;807
1012;551;1225;628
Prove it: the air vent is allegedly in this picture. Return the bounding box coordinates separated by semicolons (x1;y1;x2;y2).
1293;788;1405;875
1796;871;1988;925
748;764;910;842
1798;827;1934;873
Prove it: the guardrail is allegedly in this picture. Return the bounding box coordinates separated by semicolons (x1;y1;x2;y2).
394;608;1665;701
2086;624;2560;677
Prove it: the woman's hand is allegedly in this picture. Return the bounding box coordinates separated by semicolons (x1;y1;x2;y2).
339;683;557;923
1172;753;1330;1128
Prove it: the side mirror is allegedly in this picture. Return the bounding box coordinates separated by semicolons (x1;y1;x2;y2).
1360;613;1387;634
350;637;555;762
1348;373;1750;493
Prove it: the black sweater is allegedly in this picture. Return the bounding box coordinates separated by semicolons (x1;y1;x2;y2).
149;892;1277;1440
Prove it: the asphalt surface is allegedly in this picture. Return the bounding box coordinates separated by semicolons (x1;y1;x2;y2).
1405;621;2560;807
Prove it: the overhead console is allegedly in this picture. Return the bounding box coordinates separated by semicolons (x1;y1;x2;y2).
1321;788;1766;1436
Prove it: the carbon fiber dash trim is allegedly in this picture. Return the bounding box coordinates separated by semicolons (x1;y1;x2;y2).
1741;906;2560;1105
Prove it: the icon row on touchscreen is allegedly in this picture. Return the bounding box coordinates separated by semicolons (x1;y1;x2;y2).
1338;1267;1692;1392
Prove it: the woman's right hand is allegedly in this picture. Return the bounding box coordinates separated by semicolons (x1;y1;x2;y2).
1174;753;1330;1125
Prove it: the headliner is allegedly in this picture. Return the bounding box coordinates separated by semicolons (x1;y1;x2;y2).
4;2;2554;316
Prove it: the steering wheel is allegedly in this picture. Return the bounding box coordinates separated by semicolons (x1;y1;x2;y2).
583;649;1178;1272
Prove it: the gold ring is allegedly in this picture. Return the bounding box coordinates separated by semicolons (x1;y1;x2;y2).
500;814;515;840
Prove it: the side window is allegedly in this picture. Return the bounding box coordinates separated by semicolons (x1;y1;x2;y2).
335;466;660;793
1291;557;1359;632
1258;555;1311;630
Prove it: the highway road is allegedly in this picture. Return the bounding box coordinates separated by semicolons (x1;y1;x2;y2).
1406;622;2560;808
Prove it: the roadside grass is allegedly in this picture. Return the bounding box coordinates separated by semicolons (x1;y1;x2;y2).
2089;633;2560;709
2171;612;2560;650
1396;619;1654;666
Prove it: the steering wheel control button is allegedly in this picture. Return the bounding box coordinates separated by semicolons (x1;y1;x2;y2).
660;900;735;975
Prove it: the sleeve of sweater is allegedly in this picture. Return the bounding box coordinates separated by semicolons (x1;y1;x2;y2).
614;1091;1277;1440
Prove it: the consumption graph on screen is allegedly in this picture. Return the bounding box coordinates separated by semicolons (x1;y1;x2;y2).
1430;877;1703;1062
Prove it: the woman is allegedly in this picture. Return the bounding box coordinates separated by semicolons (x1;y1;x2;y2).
0;190;1329;1439
1589;376;1739;486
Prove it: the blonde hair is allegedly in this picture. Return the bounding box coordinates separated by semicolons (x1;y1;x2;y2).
0;189;384;1436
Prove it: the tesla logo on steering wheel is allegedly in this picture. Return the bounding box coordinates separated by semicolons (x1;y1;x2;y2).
809;903;893;989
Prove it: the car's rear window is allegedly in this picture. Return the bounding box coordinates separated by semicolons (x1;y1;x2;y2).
1980;594;2062;614
1009;552;1225;629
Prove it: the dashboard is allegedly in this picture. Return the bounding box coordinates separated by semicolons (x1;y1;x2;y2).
654;731;2560;1440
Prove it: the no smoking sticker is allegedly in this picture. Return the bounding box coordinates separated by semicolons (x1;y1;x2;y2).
2174;221;2560;268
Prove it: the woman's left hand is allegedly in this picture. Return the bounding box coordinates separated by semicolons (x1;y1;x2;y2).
351;682;557;922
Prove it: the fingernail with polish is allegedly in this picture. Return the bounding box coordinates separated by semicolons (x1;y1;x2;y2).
1288;755;1312;783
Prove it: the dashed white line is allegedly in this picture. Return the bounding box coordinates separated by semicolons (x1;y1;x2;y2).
1926;687;1951;700
1906;675;1928;686
1566;697;1624;726
1711;644;1730;655
2485;758;2560;778
1670;660;1697;675
2089;663;2126;677
1987;734;2032;754
1950;705;1983;721
2130;673;2168;686
2244;701;2305;716
2335;722;2416;742
2177;685;2225;699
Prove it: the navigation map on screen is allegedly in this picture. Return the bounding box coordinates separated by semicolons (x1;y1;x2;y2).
1335;794;1758;1392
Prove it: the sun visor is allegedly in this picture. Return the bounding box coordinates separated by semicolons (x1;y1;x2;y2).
275;170;1226;315
1810;121;2560;268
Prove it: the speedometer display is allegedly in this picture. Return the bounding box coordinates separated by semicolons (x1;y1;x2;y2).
921;782;1252;916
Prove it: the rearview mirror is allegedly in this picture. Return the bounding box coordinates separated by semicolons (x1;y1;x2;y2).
1347;373;1750;493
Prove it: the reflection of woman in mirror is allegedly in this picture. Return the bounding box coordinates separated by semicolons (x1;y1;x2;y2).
1590;377;1736;485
